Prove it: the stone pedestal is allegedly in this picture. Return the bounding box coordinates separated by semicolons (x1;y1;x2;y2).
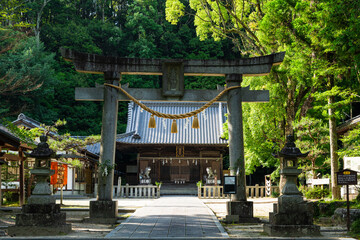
8;204;71;236
264;195;320;236
86;200;118;224
225;201;259;223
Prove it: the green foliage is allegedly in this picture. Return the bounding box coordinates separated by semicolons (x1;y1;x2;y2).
0;29;56;116
99;159;116;177
303;187;330;200
313;200;346;218
294;117;330;177
339;125;360;158
271;191;280;198
2;191;19;205
0;120;38;147
351;218;360;235
61;158;83;169
196;180;203;188
0;0;32;27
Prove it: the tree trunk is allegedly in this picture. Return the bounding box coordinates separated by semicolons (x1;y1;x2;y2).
280;80;296;193
328;94;340;199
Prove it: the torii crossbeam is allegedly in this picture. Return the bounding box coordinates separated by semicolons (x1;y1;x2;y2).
61;48;285;223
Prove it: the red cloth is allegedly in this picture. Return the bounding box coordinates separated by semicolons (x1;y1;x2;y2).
50;162;58;185
62;164;68;186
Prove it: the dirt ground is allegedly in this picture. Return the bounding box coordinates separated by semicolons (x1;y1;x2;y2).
0;198;355;239
0;208;125;238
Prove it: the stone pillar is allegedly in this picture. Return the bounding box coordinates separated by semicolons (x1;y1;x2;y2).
226;74;246;201
225;74;258;223
88;71;119;223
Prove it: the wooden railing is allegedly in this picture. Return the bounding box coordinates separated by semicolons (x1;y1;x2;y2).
198;184;280;199
113;184;160;198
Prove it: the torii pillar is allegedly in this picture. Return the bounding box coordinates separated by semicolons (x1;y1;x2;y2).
88;72;120;223
225;74;255;223
60;48;285;223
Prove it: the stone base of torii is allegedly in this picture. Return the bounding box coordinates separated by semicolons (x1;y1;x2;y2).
61;48;285;224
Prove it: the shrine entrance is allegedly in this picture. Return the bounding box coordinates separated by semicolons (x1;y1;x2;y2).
61;48;284;223
139;157;220;184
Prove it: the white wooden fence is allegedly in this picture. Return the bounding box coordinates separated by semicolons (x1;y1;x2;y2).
198;184;280;199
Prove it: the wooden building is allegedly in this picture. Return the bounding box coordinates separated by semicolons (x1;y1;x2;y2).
0;124;33;206
116;101;229;185
12;113;99;195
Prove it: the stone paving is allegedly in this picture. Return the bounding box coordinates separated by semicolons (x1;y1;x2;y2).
106;196;228;239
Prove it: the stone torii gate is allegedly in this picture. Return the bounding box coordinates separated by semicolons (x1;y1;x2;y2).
61;48;285;223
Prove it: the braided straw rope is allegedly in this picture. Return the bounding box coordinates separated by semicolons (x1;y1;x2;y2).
104;83;241;119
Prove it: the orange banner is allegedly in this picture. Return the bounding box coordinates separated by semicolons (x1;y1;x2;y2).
50;162;58;185
50;162;68;187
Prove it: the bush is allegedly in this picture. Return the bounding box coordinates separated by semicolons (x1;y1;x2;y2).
3;191;19;204
271;191;280;198
351;218;360;234
315;200;346;218
304;187;330;199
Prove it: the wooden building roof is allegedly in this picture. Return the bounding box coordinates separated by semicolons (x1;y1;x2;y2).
118;101;228;146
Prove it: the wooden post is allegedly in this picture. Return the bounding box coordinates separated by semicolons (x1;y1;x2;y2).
347;184;350;231
18;148;25;206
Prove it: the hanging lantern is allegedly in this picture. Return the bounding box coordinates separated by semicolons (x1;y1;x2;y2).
187;160;189;165
171;119;178;133
192;115;200;129
195;160;197;165
148;114;156;128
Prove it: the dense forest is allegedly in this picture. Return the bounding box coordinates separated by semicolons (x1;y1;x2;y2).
1;0;360;199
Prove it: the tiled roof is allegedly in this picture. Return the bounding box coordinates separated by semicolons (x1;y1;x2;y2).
12;113;57;136
119;101;228;145
85;131;136;156
0;124;21;148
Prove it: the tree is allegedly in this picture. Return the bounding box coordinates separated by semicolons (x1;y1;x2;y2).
294;117;330;179
0;29;55;117
165;0;360;200
0;0;32;27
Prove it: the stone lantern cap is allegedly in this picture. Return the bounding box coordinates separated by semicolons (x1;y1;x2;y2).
27;135;54;158
278;135;309;159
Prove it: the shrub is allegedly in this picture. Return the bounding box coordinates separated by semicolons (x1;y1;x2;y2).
271;191;280;198
314;200;346;218
351;218;360;234
3;191;19;204
304;187;330;199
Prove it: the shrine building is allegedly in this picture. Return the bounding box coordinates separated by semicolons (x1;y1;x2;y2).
116;101;228;185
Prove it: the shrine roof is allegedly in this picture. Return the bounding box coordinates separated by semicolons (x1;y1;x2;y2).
0;124;21;149
86;131;136;155
118;101;228;145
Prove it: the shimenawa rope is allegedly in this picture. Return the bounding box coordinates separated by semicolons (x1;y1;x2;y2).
104;83;241;119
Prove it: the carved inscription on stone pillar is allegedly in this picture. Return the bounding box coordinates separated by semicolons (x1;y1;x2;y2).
162;61;184;97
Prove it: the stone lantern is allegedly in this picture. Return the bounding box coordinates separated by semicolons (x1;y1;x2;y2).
28;135;55;204
8;136;71;236
264;135;320;237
